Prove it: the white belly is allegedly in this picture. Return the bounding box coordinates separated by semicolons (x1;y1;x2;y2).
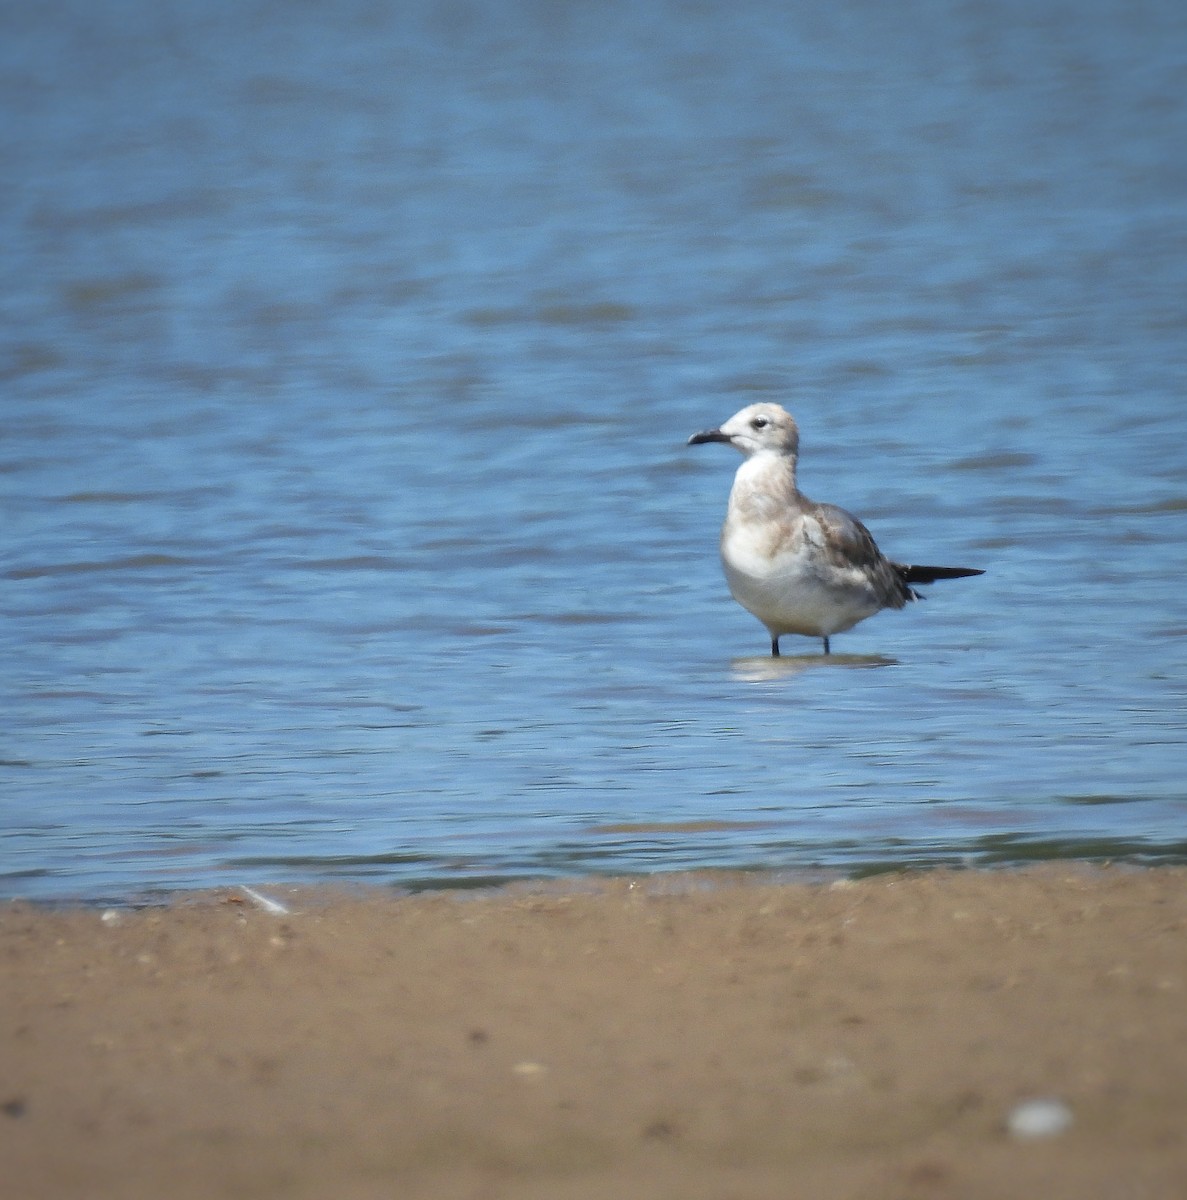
720;525;883;638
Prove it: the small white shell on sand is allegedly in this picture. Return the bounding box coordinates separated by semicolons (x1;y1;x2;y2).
1006;1097;1074;1139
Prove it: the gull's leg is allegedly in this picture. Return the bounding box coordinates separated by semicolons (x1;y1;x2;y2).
770;636;781;658
822;636;831;655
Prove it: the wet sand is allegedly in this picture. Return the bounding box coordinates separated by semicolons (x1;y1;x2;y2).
4;865;1186;1199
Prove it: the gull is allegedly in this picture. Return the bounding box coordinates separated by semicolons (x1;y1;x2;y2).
688;403;983;656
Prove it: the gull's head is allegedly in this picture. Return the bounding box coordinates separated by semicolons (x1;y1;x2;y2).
687;403;799;459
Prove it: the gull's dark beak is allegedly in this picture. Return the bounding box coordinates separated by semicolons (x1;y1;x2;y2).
688;428;730;446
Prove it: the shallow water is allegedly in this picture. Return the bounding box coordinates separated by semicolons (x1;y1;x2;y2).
3;0;1186;901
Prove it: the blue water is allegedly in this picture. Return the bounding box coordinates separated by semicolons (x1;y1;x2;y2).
4;0;1186;901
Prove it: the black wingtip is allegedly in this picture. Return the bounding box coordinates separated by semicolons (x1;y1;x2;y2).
896;564;985;584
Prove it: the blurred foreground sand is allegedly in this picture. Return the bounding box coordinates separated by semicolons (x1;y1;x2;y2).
3;865;1186;1199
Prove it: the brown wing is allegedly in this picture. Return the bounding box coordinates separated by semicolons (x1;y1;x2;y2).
811;502;914;608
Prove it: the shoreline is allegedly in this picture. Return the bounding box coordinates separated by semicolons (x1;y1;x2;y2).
4;864;1186;1198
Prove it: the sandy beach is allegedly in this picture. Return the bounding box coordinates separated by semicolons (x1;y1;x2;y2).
3;865;1186;1199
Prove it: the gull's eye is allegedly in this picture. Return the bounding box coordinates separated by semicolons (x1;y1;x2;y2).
751;416;769;430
